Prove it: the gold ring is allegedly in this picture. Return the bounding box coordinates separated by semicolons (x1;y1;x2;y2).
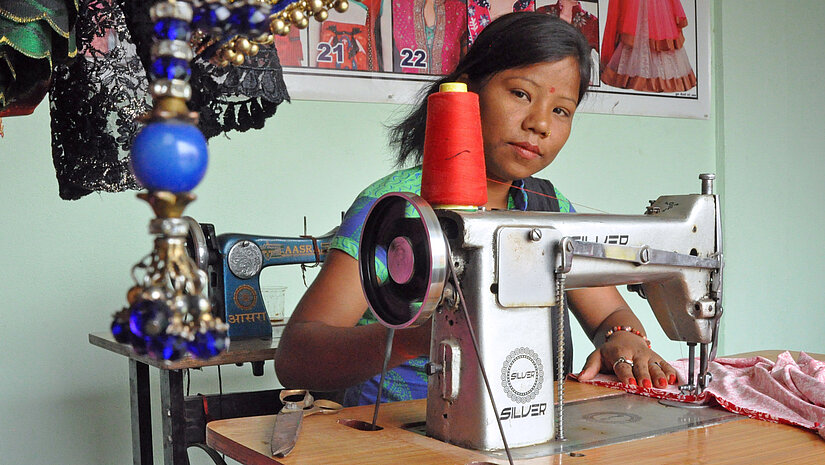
612;356;634;370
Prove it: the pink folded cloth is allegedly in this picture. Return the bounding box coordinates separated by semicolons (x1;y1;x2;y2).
572;351;825;440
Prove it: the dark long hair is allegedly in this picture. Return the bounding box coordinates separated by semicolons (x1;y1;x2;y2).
388;12;592;167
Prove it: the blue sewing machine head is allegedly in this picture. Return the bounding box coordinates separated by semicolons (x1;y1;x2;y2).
186;218;336;339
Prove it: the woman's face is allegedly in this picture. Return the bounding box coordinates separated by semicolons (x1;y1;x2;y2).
474;58;580;183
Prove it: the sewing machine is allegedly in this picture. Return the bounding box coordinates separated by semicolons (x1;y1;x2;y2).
185;219;336;339
358;174;723;453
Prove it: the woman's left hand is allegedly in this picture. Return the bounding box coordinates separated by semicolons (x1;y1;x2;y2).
576;331;678;389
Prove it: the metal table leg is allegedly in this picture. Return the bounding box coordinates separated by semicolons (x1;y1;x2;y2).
161;369;189;465
129;359;154;465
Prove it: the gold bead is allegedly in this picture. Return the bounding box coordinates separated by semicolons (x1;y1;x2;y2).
271;18;287;35
155;97;189;115
232;53;245;66
314;9;328;21
223;49;237;61
335;0;349;13
281;24;291;35
127;286;143;304
290;8;305;24
234;37;251;54
308;0;324;13
254;32;273;44
249;44;260;56
296;17;309;29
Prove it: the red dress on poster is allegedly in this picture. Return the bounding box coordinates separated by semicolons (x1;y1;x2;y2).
317;21;368;70
273;28;304;67
467;0;534;44
536;1;599;52
392;0;467;75
316;0;383;71
600;0;696;93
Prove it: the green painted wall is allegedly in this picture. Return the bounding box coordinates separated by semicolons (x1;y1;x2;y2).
716;1;825;356
0;2;823;463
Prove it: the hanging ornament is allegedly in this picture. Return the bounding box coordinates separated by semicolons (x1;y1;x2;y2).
112;0;228;361
185;0;349;68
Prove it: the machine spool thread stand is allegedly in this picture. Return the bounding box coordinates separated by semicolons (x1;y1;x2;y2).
371;327;395;430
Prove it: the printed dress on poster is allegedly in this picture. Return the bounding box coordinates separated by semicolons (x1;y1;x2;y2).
393;0;467;74
601;0;696;93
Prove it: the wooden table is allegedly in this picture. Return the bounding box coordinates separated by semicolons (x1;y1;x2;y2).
90;328;284;465
205;352;825;465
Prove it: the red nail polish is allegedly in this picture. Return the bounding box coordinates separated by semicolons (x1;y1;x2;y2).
669;374;677;384
643;379;652;388
658;377;667;388
628;378;637;386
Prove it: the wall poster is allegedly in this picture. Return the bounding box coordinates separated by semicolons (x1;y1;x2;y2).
277;1;710;119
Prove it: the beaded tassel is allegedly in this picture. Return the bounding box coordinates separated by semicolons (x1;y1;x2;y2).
111;0;227;361
111;0;351;359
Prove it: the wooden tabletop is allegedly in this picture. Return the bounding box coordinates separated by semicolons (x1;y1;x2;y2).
89;326;283;370
206;382;619;465
206;351;825;464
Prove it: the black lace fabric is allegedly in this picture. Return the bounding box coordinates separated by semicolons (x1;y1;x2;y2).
49;0;289;200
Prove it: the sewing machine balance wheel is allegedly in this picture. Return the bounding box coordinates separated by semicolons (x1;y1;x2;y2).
359;192;448;328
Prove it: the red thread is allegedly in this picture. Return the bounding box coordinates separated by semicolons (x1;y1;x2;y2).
487;177;609;214
421;86;487;207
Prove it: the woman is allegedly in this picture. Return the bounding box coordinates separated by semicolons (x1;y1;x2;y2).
275;12;677;406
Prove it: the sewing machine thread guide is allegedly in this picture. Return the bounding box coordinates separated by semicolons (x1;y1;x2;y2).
449;255;516;465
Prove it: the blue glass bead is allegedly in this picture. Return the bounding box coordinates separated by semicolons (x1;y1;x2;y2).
151;57;191;81
192;7;206;28
225;8;243;32
239;4;271;35
111;316;131;344
188;329;228;359
192;4;229;33
147;334;187;361
270;0;298;14
128;299;171;338
130;121;209;193
131;334;149;355
154;18;191;41
207;4;231;30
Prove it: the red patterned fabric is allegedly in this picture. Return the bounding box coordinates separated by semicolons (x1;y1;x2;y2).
273;28;304;67
601;0;687;64
317;21;369;70
467;0;534;44
536;1;599;52
573;351;825;440
393;0;466;74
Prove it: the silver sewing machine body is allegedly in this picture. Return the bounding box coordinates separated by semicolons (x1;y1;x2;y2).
359;174;723;452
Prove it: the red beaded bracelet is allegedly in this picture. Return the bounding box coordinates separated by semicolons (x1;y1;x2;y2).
605;326;651;348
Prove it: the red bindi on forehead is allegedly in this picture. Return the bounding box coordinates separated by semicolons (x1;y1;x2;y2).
550;87;556;93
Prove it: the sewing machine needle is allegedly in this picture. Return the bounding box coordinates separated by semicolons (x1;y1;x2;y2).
371;327;395;430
